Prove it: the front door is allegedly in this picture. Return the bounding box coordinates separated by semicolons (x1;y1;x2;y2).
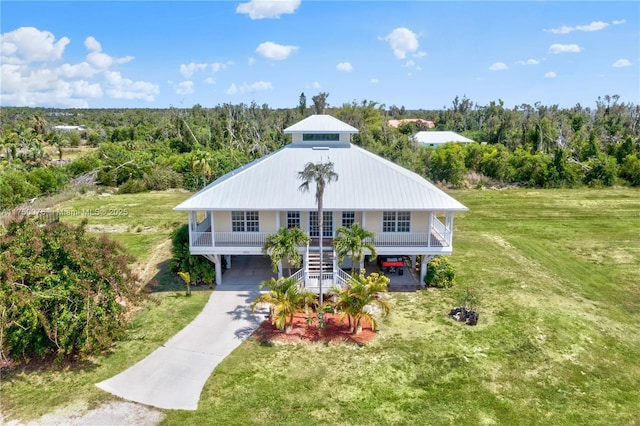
309;211;333;238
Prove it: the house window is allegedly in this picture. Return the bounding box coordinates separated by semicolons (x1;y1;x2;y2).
287;211;300;229
309;211;333;237
302;133;339;142
382;211;410;233
232;211;259;232
342;211;355;228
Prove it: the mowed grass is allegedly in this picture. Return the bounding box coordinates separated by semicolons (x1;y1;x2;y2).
2;188;639;425
55;190;192;264
163;188;639;425
1;291;212;421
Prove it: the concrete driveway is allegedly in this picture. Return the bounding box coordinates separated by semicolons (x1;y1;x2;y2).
97;256;275;410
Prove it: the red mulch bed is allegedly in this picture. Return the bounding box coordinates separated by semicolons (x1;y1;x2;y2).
252;312;376;345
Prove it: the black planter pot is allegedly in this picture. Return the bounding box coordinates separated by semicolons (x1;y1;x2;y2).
449;307;479;326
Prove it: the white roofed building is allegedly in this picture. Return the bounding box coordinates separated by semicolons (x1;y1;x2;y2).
413;131;474;148
175;115;468;288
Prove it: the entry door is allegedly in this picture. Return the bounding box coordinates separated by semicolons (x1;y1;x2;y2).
309;211;333;238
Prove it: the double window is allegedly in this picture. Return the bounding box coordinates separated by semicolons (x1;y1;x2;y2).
382;211;410;233
232;211;259;232
309;211;333;237
341;211;355;228
287;211;300;229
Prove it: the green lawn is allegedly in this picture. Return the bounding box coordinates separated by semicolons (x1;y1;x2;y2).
163;187;640;425
56;190;192;264
2;188;639;425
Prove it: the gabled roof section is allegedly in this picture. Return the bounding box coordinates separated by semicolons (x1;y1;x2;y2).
284;114;358;134
174;142;468;212
413;131;474;145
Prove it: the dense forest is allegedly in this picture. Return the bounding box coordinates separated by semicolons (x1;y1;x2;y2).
1;93;639;210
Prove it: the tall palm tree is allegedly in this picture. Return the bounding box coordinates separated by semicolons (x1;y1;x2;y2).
262;226;310;277
334;222;377;275
298;160;338;304
251;277;317;333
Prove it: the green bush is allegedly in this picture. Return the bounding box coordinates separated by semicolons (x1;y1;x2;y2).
424;256;456;288
118;178;147;194
0;169;39;209
0;217;145;361
144;166;183;190
170;224;216;287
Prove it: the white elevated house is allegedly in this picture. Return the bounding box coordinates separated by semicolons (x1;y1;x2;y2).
174;115;468;290
413;131;474;148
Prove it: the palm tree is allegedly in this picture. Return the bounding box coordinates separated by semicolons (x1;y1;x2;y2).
263;226;310;278
298;160;338;304
251;277;317;333
332;271;390;334
334;222;377;275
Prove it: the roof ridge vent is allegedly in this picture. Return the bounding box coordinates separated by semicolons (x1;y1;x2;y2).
312;146;330;150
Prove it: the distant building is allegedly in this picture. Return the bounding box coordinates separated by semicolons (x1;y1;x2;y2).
53;125;85;131
412;131;474;148
387;118;435;129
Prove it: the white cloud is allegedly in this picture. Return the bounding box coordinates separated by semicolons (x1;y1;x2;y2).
59;62;99;79
236;0;300;19
613;19;626;25
516;58;540;65
489;62;508;71
549;44;582;54
204;77;215;84
84;36;133;70
104;71;159;101
312;81;320;89
179;61;230;79
84;36;101;52
545;21;609;34
176;81;194;95
248;57;255;65
225;81;273;95
381;27;419;59
255;41;298;60
0;27;70;64
612;59;631;68
336;62;352;72
413;51;427;58
403;60;415;68
180;62;207;79
544;71;557;78
370;78;379;84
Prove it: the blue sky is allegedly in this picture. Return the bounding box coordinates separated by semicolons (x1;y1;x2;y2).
1;1;638;110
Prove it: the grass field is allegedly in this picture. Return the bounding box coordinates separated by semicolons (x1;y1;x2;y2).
2;188;639;425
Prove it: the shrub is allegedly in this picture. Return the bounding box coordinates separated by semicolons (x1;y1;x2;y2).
144;166;183;190
0;217;145;361
424;256;456;288
170;224;216;287
118;178;147;194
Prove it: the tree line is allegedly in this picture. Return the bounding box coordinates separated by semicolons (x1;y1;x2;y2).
1;93;638;210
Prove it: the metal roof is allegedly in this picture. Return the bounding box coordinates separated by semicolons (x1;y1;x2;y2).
174;143;468;212
413;131;474;145
284;114;358;134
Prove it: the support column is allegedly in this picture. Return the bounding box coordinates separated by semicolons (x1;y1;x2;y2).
215;255;223;285
278;261;283;279
411;255;417;270
225;255;231;269
420;255;428;287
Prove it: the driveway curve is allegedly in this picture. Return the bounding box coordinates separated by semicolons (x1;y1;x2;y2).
97;257;273;410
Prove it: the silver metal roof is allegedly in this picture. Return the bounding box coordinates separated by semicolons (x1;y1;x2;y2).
413;131;474;145
284;114;358;134
175;143;468;212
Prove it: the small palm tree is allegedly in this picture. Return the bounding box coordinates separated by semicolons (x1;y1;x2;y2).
262;227;310;277
298;160;338;304
332;271;390;334
334;222;377;275
251;277;317;333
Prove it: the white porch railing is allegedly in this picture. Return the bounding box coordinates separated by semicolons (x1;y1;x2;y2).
334;268;352;288
192;232;213;247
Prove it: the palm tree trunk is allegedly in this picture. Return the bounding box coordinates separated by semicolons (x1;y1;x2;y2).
318;206;323;305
